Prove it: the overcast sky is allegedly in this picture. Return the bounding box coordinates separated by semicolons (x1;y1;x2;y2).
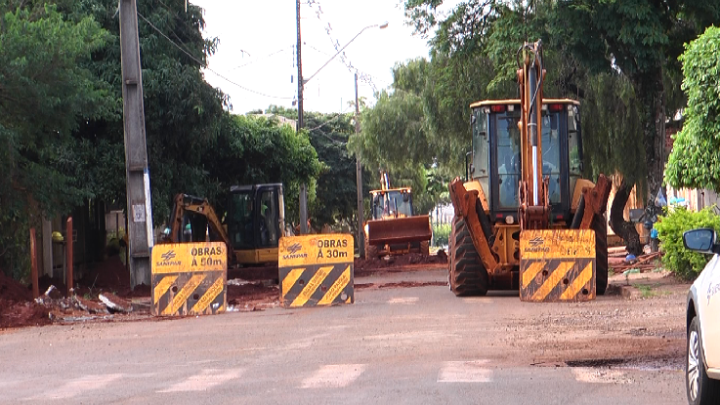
191;0;459;115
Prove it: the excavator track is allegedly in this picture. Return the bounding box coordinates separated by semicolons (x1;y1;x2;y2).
449;216;489;296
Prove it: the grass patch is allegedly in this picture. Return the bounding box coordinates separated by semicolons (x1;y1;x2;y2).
632;283;671;298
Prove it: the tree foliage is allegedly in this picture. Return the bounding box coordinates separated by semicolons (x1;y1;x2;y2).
655;206;720;280
666;26;720;191
0;1;112;278
396;0;720;203
552;0;719;196
266;106;370;231
0;0;324;279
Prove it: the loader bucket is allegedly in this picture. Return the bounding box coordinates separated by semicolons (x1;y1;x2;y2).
366;215;432;246
519;229;596;302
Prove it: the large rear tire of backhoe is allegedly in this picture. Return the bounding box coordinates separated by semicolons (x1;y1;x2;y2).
365;243;378;260
420;241;430;257
449;216;489;296
593;213;609;296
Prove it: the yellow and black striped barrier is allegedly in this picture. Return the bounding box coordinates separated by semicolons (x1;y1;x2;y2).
278;234;354;308
519;229;596;302
151;242;227;316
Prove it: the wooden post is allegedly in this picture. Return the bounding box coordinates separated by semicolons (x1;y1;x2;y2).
30;228;39;299
66;217;73;296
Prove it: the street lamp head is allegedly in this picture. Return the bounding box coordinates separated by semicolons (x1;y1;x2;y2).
379;21;389;29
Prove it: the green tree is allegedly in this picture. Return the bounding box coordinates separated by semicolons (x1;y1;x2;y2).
266;106;370;232
208;114;322;226
73;0;228;225
0;2;113;278
553;0;719;197
666;26;720;191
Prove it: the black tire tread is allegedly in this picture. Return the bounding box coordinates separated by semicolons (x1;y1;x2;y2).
449;216;489;296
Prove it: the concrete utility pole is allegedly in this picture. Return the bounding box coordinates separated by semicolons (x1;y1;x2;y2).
296;0;308;235
119;0;154;287
355;73;365;257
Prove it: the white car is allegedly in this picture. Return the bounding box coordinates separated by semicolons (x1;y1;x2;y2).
683;228;720;404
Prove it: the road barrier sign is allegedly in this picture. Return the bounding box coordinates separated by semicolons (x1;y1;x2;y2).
278;234;354;308
151;242;227;316
519;229;596;302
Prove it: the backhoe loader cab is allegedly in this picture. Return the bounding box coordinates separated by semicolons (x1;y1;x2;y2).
227;183;285;264
449;100;610;298
370;188;414;220
469;99;583;223
363;172;433;259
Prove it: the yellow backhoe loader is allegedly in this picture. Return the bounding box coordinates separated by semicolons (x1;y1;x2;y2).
448;40;611;301
364;171;433;259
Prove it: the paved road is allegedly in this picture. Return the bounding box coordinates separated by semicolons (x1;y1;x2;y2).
0;269;686;405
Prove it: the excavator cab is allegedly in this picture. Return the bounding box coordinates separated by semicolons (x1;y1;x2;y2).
227;184;285;265
165;184;285;268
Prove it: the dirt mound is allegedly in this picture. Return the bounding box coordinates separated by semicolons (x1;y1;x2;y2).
38;275;67;297
355;253;447;272
0;299;50;328
82;256;130;290
0;271;31;302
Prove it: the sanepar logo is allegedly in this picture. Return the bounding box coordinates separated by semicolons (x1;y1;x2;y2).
161;250;176;261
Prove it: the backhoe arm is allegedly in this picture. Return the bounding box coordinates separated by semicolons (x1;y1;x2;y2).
168;194;235;265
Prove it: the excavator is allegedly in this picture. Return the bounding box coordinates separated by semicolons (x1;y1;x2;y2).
364;171;433;259
165;183;285;267
448;40;611;301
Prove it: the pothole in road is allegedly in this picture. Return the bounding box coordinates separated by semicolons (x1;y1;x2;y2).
563;357;684;372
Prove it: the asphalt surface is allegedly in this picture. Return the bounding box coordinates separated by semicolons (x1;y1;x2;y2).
0;269;686;405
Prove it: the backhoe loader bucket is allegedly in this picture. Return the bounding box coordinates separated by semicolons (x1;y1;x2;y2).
519;229;596;302
366;215;432;255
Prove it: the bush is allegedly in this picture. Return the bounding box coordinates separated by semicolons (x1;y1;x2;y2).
654;206;720;280
433;223;451;246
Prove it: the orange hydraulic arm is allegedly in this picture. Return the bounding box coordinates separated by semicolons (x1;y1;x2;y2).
168;194;235;265
516;40;550;231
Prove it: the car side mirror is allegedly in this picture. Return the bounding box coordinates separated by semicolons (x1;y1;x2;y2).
683;228;718;254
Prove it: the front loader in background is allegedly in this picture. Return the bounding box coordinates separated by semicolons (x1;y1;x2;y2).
364;171;433;259
448;40;611;301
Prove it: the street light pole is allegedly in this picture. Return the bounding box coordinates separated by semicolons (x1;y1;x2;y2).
296;0;307;234
354;73;365;258
295;18;388;236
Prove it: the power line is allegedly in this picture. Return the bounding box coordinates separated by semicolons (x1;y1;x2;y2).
137;12;294;100
304;41;389;91
304;1;379;92
306;105;354;133
232;46;293;70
